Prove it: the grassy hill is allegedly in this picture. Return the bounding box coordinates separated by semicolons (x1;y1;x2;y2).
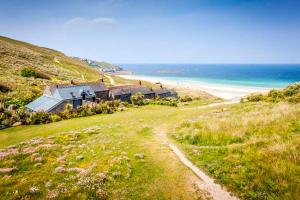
0;101;299;199
0;36;101;104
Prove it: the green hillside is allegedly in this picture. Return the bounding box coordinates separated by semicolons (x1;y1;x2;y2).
0;36;101;104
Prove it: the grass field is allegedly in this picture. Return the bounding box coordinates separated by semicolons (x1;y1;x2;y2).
171;102;300;200
1;101;300;199
0;104;210;200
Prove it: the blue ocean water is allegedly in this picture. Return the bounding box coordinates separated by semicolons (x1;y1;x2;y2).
119;64;300;88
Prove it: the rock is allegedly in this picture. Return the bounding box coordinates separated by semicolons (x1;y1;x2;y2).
54;166;65;173
12;122;22;127
46;189;59;199
97;172;107;181
3;175;12;180
123;156;130;161
34;163;42;167
134;153;145;159
7;105;17;111
22;147;37;154
112;171;121;178
57;156;66;163
29;186;39;194
193;149;200;155
0;168;16;174
7;145;17;149
76;155;84;160
34;157;43;162
0;149;19;160
45;181;52;188
67;168;85;173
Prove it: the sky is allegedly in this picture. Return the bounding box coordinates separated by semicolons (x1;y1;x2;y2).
0;0;300;64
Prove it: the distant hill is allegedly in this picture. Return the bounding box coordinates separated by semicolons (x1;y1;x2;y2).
0;36;103;104
74;57;123;73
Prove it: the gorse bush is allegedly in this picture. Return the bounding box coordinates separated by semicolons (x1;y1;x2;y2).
0;100;123;129
0;83;10;93
131;92;144;106
179;96;193;102
246;93;264;102
0;94;179;129
144;98;178;107
246;82;300;103
288;93;300;103
21;67;50;79
29;111;52;124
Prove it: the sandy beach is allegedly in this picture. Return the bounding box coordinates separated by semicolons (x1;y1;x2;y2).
118;74;272;100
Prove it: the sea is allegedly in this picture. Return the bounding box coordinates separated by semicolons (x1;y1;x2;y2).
118;64;300;100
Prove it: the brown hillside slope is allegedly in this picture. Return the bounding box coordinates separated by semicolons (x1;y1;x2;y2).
0;36;101;104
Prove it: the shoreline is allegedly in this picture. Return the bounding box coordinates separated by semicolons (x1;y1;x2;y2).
117;74;273;100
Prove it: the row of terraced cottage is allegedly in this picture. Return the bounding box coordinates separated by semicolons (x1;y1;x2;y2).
26;80;177;113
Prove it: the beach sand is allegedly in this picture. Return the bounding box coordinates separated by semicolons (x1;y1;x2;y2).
118;74;271;100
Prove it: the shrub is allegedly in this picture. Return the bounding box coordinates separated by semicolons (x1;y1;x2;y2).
247;93;264;102
266;89;284;102
283;82;300;96
4;99;30;107
21;67;50;79
51;114;62;122
99;102;111;114
245;82;300;103
288;93;300;103
131;92;144;106
143;98;178;107
90;103;103;114
29;111;52;125
0;103;5;112
0;83;10;93
179;96;193;102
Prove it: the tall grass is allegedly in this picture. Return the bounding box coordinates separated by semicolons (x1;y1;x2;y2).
172;102;300;199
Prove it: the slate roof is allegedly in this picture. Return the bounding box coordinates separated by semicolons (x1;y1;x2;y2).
153;88;171;95
26;96;62;112
52;85;96;100
27;84;96;112
44;82;107;96
78;82;108;92
109;85;154;96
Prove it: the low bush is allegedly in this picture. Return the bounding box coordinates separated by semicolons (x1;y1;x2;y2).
21;67;50;79
0;100;123;129
287;93;300;103
247;93;264;102
179;96;193;102
246;82;300;103
4;99;31;107
0;95;177;130
0;83;10;93
29;111;52;124
131;92;144;106
143;98;178;107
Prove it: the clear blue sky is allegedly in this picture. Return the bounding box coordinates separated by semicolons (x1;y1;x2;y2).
0;0;299;64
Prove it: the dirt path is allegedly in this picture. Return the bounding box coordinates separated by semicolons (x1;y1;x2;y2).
156;101;240;200
105;74;115;85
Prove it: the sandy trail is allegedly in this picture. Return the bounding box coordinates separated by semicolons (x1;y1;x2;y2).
105;74;115;85
157;101;239;200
